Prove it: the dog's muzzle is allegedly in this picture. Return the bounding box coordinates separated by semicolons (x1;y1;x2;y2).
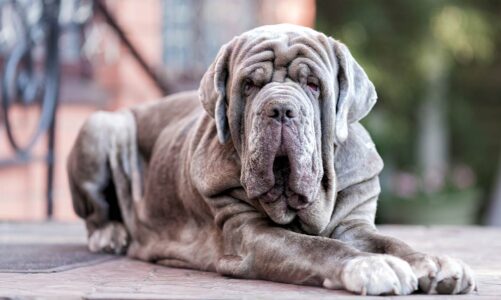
241;83;321;222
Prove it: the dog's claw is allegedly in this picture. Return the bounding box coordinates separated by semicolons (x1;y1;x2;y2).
437;277;458;294
393;286;400;295
409;255;476;295
361;286;367;296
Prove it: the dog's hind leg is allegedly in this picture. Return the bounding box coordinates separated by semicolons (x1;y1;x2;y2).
67;110;141;254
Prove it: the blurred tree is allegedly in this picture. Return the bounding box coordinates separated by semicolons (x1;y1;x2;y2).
487;149;501;225
316;0;501;222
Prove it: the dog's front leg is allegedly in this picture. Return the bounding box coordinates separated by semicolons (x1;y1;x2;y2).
213;201;417;295
333;179;476;294
338;224;476;294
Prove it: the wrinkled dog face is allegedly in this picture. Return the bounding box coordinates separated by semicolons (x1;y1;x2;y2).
200;24;377;234
239;57;323;225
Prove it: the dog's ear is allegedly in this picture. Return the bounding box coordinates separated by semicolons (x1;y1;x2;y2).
199;42;232;144
331;39;377;144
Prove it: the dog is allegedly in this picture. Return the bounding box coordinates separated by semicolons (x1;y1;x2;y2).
67;24;475;295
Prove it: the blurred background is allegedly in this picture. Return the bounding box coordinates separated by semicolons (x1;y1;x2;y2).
0;0;499;225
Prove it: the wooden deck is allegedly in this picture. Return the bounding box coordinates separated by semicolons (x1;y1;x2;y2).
0;222;500;299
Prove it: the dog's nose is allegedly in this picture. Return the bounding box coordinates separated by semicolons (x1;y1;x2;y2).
266;103;297;121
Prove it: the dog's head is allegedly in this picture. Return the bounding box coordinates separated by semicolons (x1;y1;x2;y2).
199;24;376;234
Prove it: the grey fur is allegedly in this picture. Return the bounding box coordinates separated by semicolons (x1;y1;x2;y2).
67;24;475;296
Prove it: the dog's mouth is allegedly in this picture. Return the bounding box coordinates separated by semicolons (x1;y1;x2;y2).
273;155;290;181
259;154;311;211
241;109;322;224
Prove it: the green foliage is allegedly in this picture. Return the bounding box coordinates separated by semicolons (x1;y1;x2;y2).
316;0;501;214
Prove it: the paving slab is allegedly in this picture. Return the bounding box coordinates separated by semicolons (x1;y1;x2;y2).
0;222;499;299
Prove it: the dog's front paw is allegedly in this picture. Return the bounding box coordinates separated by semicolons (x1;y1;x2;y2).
88;222;129;255
407;254;476;294
323;255;418;295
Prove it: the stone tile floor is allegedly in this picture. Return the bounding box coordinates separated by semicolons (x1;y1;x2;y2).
0;222;500;299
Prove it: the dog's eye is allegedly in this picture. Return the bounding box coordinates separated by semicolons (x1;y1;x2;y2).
243;80;258;94
307;82;319;92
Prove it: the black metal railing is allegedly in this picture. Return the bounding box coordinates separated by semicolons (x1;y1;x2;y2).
0;0;167;219
0;0;61;217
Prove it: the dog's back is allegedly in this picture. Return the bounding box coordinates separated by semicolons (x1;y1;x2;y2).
131;91;203;161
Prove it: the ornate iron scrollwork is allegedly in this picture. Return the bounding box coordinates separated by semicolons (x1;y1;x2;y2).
0;0;60;217
0;0;167;218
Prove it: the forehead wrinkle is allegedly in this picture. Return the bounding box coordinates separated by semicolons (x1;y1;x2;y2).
272;38;298;68
286;44;325;71
239;34;295;66
241;51;274;69
292;57;328;77
269;36;328;79
290;35;331;70
233;30;336;83
317;35;337;75
252;37;286;51
230;35;268;70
